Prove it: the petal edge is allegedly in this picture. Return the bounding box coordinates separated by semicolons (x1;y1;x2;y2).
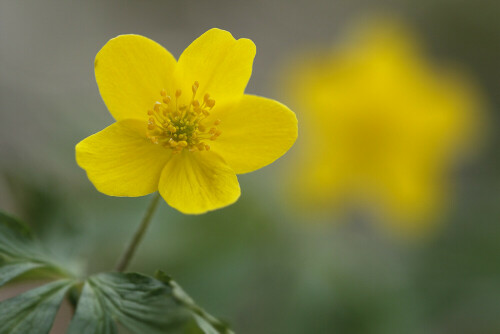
209;95;298;174
176;28;256;104
95;34;177;122
158;151;241;214
76;120;171;197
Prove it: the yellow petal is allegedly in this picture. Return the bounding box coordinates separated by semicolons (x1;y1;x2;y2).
76;120;171;196
95;35;177;122
176;28;256;103
208;95;298;174
158;151;240;214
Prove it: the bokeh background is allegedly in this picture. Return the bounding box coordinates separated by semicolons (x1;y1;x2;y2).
1;0;499;333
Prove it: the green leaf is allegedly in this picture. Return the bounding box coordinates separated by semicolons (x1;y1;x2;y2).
69;272;193;334
156;271;233;334
67;281;117;334
0;212;233;333
0;212;74;284
0;260;44;288
0;279;73;334
0;211;38;260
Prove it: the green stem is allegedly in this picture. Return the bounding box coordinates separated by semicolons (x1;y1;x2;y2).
115;192;161;272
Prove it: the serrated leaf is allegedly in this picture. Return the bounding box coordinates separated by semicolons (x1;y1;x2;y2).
192;313;226;334
0;261;44;288
0;212;74;283
67;281;117;334
69;272;193;334
156;270;233;334
0;211;38;260
0;212;233;333
0;279;73;334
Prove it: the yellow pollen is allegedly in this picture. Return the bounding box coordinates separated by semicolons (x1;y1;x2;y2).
206;99;215;108
192;81;199;94
146;81;222;153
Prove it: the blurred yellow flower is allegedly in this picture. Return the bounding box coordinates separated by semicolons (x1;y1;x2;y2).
76;29;297;214
285;20;482;235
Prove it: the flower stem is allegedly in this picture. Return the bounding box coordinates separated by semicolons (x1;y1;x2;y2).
115;192;161;272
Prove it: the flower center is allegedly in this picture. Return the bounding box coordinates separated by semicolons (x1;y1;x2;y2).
146;81;221;153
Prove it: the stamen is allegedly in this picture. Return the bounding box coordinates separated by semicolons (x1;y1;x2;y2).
145;81;221;153
192;81;199;94
206;99;215;108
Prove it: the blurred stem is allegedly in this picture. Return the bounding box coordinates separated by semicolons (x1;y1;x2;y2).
115;192;161;272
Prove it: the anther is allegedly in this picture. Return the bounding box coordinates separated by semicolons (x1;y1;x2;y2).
206;99;215;108
147;82;220;151
192;81;199;94
154;102;161;111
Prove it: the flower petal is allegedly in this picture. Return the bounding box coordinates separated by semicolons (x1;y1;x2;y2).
158;151;240;214
176;28;256;103
76;120;171;196
208;95;298;174
95;35;177;122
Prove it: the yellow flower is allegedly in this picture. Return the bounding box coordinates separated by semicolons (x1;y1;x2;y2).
284;20;482;235
76;29;297;214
